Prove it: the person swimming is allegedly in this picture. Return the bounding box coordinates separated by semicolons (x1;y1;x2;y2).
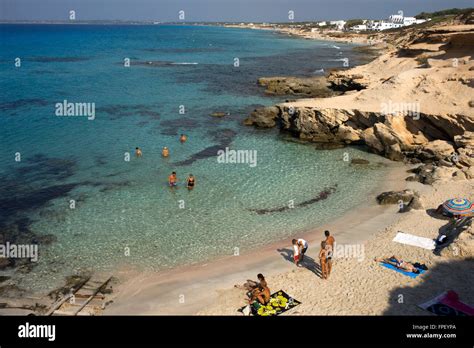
186;174;195;190
135;147;142;157
162;147;169;157
168;171;178;187
180;134;187;143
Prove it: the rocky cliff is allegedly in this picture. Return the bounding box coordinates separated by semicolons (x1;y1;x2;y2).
245;18;474;183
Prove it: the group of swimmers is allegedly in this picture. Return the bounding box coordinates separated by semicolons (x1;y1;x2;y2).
168;171;195;190
134;134;196;190
292;230;335;280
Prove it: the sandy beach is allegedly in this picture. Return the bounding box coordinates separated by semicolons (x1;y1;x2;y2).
105;16;474;316
104;163;473;315
1;13;472;319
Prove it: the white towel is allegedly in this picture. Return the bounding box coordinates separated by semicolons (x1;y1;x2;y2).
393;231;436;250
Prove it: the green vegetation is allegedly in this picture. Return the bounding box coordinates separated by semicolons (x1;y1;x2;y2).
345;19;364;28
415;8;473;19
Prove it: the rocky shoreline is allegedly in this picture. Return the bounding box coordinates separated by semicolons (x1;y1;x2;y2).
245;15;474;185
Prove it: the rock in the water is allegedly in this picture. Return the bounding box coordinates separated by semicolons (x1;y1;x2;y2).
258;76;336;97
210;112;229;117
0;275;11;283
351;158;370;165
0;284;25;298
243;106;279;128
0;257;12;270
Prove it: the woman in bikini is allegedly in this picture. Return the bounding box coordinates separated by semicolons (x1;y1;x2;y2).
374;256;420;273
186;174;195;190
319;241;329;279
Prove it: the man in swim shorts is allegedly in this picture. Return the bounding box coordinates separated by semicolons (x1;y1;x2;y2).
168;171;178;187
162;147;169;157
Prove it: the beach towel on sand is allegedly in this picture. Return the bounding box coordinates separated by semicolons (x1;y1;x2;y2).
393;231;436;250
379;261;426;278
238;290;301;316
419;290;474;316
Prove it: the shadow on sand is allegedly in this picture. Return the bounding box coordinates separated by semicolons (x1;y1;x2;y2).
433;217;472;256
382;258;474;315
277;248;323;278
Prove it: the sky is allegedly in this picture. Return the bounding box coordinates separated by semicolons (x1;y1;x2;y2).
0;0;472;22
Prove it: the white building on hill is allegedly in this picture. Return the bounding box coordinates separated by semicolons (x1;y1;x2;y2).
330;20;347;30
366;13;429;31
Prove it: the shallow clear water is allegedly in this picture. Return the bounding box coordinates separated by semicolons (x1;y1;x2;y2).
0;24;389;290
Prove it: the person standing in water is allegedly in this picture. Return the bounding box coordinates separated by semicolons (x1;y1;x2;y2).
135;147;142;157
186;174;195;190
180;134;187;143
162;147;169;157
168;171;178;187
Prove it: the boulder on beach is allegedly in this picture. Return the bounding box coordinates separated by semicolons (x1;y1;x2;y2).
376;189;417;205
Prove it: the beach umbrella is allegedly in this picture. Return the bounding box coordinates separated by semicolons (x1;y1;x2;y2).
442;198;474;217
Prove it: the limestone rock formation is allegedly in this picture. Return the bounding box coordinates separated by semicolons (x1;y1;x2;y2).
243;106;280;128
258;76;336;97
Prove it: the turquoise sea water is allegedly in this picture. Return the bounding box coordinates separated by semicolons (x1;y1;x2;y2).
0;24;389;290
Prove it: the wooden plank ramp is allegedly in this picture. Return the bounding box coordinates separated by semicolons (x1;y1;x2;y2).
49;276;113;316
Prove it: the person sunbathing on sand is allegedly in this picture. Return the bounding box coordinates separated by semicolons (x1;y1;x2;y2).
248;275;270;305
375;256;420;274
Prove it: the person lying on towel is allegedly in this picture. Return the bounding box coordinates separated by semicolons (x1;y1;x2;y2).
374;256;420;274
